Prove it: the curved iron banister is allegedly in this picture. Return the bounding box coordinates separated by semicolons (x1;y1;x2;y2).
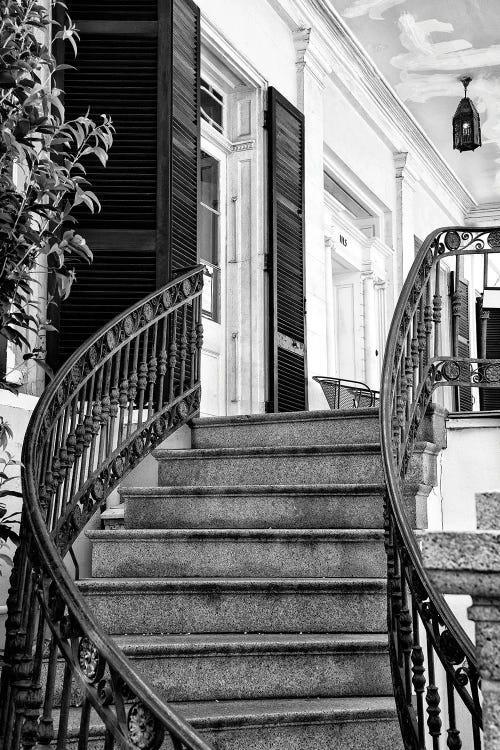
381;227;500;749
0;265;214;750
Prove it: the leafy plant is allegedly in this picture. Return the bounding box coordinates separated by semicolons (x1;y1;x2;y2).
0;417;21;574
0;0;114;392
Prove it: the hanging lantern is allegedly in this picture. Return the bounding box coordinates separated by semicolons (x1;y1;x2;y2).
453;76;481;152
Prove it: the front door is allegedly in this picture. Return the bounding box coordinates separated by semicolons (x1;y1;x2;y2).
199;143;227;416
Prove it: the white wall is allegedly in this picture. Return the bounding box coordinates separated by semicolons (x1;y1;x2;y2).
323;81;395;211
197;0;297;102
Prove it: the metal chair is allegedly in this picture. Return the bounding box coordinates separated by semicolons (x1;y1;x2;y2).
312;375;379;410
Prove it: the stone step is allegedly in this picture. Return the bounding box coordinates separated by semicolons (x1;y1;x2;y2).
87;528;386;579
154;444;383;487
120;483;385;529
78;576;387;634
58;696;402;750
191;408;380;448
113;633;393;702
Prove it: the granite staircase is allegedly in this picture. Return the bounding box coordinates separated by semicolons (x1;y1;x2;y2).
78;408;402;749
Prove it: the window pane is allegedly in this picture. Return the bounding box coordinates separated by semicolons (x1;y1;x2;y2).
201;82;223;131
201;152;219;211
200;204;219;265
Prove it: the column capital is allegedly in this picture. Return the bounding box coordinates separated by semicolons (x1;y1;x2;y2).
394;151;420;190
293;27;332;89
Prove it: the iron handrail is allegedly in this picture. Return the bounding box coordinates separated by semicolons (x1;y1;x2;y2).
0;265;214;750
380;226;500;749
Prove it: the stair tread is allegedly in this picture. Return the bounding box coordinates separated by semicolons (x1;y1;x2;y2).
59;694;396;735
154;443;381;459
174;695;396;725
88;528;385;540
78;576;387;591
119;482;386;496
113;632;389;654
191;407;379;427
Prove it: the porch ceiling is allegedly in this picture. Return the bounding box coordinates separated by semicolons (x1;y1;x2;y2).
331;0;500;206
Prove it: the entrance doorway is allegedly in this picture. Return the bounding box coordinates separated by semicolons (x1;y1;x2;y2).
199;143;227;416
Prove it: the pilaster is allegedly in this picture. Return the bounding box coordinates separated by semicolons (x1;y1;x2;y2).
293;27;332;407
394;151;419;293
361;266;377;388
324;237;335;375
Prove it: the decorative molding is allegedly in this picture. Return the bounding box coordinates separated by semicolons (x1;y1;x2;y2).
293;27;332;89
271;0;477;216
466;203;500;227
232;140;255;152
394;151;420;191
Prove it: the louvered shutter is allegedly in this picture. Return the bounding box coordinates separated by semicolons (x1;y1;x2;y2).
456;279;473;411
53;0;200;366
480;305;500;411
266;88;307;412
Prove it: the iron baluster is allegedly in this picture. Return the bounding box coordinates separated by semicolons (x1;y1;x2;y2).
56;661;73;750
410;597;426;748
399;563;413;705
433;260;442;358
137;328;149;425
118;342;130;443
424;278;433;366
446;670;463;749
77;699;92;750
179;304;188;396
157;315;168;411
108;349;122;455
88;367;104;479
38;633;58;746
168;309;178;403
127;334;140;438
147;322;158;419
98;359;113;466
425;621;442;750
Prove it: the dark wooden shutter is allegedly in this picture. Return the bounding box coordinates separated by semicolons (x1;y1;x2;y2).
480;304;500;411
266;88;307;412
457;279;473;411
52;0;200;366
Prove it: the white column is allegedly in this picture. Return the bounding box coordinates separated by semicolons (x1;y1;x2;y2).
293;27;332;409
361;267;378;388
324;237;336;375
394;151;419;293
374;280;387;379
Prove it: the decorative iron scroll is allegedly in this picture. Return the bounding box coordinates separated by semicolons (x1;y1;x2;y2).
380;227;500;750
0;265;213;750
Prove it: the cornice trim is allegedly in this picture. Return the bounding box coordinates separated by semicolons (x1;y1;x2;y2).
272;0;477;215
466;203;500;227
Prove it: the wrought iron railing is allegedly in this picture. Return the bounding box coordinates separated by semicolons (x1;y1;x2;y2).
0;265;214;750
381;227;500;749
